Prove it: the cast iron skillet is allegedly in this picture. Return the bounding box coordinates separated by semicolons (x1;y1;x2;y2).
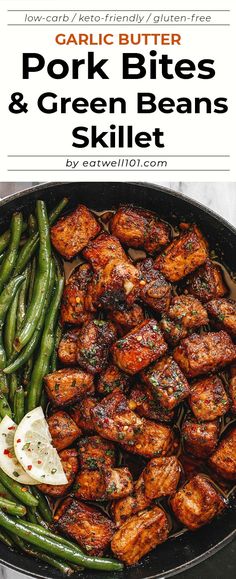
0;181;235;579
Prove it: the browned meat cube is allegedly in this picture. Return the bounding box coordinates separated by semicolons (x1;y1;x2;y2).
92;389;144;444
182;417;219;458
74;470;105;501
208;427;236;480
77;320;117;374
229;366;236;413
97;364;131;396
92;259;141;310
155;226;208;282
104;467;133;499
110;206;170;255
123;419;175;459
143;456;181;499
189;375;230;421
160;295;208;346
108;304;144;335
186;259;227;303
142;355;190;410
55;498;114;555
57;328;81;365
112;474;151;527
77;435;115;471
44;368;94;407
129;385;174;423
69;397;96;432
51;205;101;260
174;331;236;378
206;298;236;336
61;263;93;325
83;232;128;272
170;474;225;530
112;319;168;375
137;258;171;313
38;449;79;497
111;506;169;565
47;411;81;451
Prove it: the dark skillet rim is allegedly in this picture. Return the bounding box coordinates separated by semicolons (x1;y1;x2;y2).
0;181;235;578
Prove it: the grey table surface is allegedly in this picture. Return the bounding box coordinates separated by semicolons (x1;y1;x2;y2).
0;181;235;579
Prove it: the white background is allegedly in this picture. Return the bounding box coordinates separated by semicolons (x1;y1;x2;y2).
0;0;235;181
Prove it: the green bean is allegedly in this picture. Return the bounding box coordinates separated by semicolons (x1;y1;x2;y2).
16;263;31;332
0;275;26;331
22;358;33;387
15;538;74;576
0;391;12;418
14;201;51;352
4;293;18;359
27;506;39;524
14;197;68;276
0;254;4;265
27;261;64;410
13;385;25;424
0;222;27;254
0;511;123;571
50;320;62;372
9;373;18;405
0;213;23;294
0;528;14;547
0;497;26;517
31;487;52;523
0;371;8;396
0;470;38;507
4;260;55;375
0;481;20;503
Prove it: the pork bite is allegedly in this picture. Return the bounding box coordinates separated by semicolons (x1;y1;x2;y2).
69;397;96;432
155;225;208;282
51;205;101;260
186;259;227;303
123;419;175;459
83;231;128;272
60;263;93;325
160;295;208;346
129;385;174;423
170;474;225;530
92;389;144;444
97;364;131;396
55;498;114;555
74;469;106;501
111;506;169;566
108;303;144;334
174;331;236;378
77;319;117;374
142;355;190;410
57;328;81;365
38;449;79;497
92;259;141;310
189;375;230;421
206;298;236;336
110;205;170;255
229;366;236;413
113;319;168;375
77;435;115;471
143;456;181;499
112;474;151;527
137;258;171;313
208;427;236;480
47;411;81;451
44;368;94;407
182;417;219;458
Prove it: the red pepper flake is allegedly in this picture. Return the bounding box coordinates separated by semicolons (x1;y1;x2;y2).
37;460;42;464
16;439;21;443
27;465;32;471
3;449;10;455
8;426;15;430
21;487;27;492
